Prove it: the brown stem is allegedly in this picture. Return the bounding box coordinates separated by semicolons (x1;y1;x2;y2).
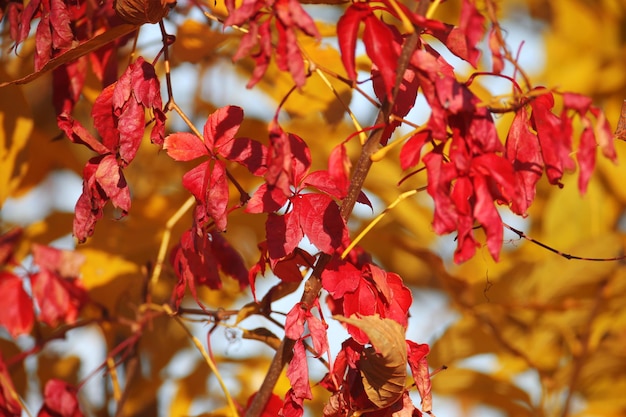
244;3;428;416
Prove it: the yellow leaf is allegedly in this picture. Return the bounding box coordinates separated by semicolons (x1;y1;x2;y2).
0;66;33;207
173;20;230;65
36;352;81;386
541;176;620;249
429;315;502;367
78;248;141;314
431;368;534;417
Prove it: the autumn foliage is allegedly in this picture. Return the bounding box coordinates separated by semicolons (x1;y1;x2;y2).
1;0;626;416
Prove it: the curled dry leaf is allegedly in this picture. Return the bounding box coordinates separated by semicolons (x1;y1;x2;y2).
334;314;407;408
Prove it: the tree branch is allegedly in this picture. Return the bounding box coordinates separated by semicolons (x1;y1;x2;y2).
244;2;429;416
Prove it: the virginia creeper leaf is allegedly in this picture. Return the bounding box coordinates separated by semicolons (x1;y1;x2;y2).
296;193;349;254
163;132;209;161
287;339;313;400
31;244;88;327
0;271;34;337
406;341;432;413
38;379;83;417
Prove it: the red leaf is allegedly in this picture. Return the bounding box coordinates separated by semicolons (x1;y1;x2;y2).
246;183;289;214
286;339;313;400
218;137;267;175
50;0;73;50
209;231;249;289
276;19;306;87
31;244;84;277
424;152;459;236
271;248;316;283
296;194;349;254
302;171;344;200
406;341;431;413
282;389;305;417
73;159;104;243
274;0;322;87
327;143;351;194
381;272;412;328
363;14;398;100
275;0;320;38
31;245;88;327
245;21;273;88
163;132;209;161
561;94;618;193
0;352;21;416
180;159;230;230
116;99;146;165
337;3;369;81
182;161;210;203
38;379;83;417
265;126;311;197
306;312;329;357
577;127;596;194
95;154;131;213
57;114;110;155
593;109;617;161
266;212;303;260
321;259;361;299
373;58;421;145
367;264;391;302
35;15;53;71
285;303;307;340
0;271;34;337
530;90;575;185
457;0;485;67
562;92;593;114
400;130;431;170
205;105;244;152
31;270;79;327
170;229;224;308
302;143;359;201
505;108;543;215
472;174;503;261
449;176;477;263
53;58;87;117
207;160;229;231
91;84;119;152
339;284;378;345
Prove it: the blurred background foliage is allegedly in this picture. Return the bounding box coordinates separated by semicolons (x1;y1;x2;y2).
2;0;626;416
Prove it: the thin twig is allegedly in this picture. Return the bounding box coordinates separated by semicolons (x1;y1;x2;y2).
504;223;626;262
163;304;239;416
